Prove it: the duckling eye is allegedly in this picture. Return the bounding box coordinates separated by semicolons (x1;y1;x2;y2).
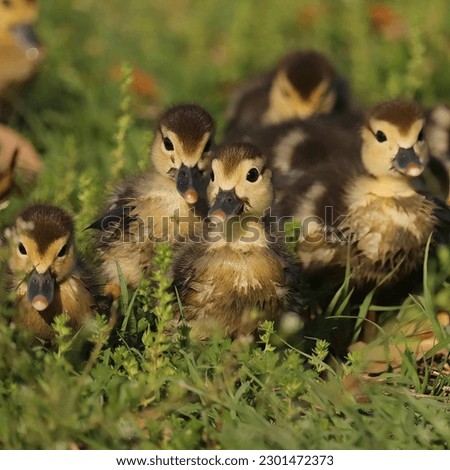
163;137;174;151
203;139;211;153
210;170;215;182
246;168;260;182
375;130;387;143
58;244;68;258
418;129;424;141
18;242;27;255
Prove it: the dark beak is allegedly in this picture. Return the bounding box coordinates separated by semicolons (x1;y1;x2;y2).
27;269;55;312
208;189;244;222
393;147;424;177
10;23;42;52
176;164;202;204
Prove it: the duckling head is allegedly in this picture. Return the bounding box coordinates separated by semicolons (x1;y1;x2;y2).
207;143;273;222
6;204;75;312
267;49;338;123
0;0;42;57
361;99;428;179
151;104;215;205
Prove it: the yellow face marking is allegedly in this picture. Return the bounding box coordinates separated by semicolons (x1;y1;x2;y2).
208;156;273;217
152;128;212;177
361;117;428;178
8;232;74;282
265;71;336;124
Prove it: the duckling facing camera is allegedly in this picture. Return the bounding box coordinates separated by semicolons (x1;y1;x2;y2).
277;100;449;294
90;104;215;298
224;49;354;139
172;143;303;341
0;0;44;98
3;204;97;341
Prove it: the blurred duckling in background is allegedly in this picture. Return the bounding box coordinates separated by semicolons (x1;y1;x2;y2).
0;0;44;100
90;104;215;298
224;49;354;139
172;142;303;341
277;100;449;293
3;204;97;342
424;104;450;203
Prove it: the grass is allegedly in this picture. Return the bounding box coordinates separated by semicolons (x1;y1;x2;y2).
0;0;449;450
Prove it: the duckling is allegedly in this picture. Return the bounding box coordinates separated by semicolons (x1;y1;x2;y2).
3;204;97;341
0;0;44;98
424;104;450;203
90;104;215;298
224;49;354;139
172;142;303;340
276;100;448;292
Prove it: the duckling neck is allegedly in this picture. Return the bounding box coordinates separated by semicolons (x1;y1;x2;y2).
207;217;267;248
348;173;417;205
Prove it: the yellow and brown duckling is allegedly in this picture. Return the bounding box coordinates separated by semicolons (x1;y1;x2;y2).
90;104;215;298
172;142;303;341
224;49;353;139
0;0;44;98
276;100;449;292
3;204;97;341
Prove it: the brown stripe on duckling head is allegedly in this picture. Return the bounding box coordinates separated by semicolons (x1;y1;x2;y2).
158;104;215;154
368;100;424;135
280;50;335;99
214;142;265;177
16;204;74;254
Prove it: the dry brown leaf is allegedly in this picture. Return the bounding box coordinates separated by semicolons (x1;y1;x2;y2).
110;66;158;98
369;4;409;40
0;124;43;178
349;312;450;375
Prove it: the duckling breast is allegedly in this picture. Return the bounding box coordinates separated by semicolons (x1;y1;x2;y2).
344;194;436;284
178;243;289;338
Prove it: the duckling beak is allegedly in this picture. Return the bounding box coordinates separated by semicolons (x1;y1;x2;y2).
393;147;424;177
10;23;43;56
27;269;55;312
208;189;244;222
176;164;202;204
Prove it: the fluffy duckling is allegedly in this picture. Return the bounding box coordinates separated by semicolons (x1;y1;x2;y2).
90;104;215;298
224;49;353;138
0;0;44;98
3;204;96;341
277;100;448;291
172;142;302;340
